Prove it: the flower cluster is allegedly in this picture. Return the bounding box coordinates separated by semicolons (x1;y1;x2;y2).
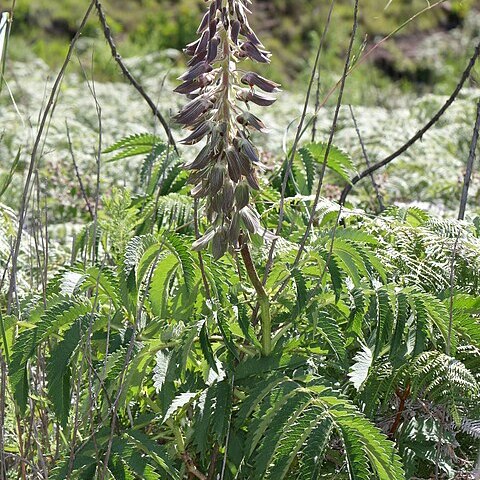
174;0;279;259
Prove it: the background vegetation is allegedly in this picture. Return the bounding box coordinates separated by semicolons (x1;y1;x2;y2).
8;0;479;88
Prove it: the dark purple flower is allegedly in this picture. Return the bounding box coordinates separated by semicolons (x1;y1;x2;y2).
174;79;201;95
209;163;225;195
228;213;241;245
185;144;214;170
239;207;260;234
173;0;277;256
246;30;263;47
192;229;215;251
235;182;249;209
239;42;270;63
231;20;241;44
246;171;260;190
241;72;280;93
184;38;200;56
236;89;276;106
237;112;266;132
180;120;212;145
173;95;213;125
197;11;209;34
207;37;220;63
236;136;260;165
212;227;228;259
209;19;217;39
179;61;212;82
222;180;235;213
196;30;210;56
226;147;242;183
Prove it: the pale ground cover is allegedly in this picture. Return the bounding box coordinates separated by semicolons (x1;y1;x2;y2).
0;27;479;245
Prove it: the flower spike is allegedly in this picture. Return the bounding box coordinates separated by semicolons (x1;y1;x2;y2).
174;0;279;259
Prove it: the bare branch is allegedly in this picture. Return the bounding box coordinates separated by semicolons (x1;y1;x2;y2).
262;0;337;285
458;99;480;220
66;120;94;219
348;104;384;212
7;0;97;313
94;0;177;151
339;40;480;206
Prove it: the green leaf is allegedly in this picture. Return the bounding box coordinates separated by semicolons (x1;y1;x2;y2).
153;350;171;393
149;253;178;317
292;268;308;314
0;149;21;199
300;142;355;184
348;344;373;391
199;321;217;372
163;391;200;423
373;288;394;358
265;406;326;479
312;309;347;364
9;299;91;412
46;314;91;427
248;388;312;474
126;430;179;479
295;147;315;194
104;133;165;161
324;398;405;480
163;232;196;292
211;379;232;443
295;416;333;479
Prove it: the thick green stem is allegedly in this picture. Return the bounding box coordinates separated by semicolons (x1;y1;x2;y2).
240;241;272;355
258;296;272;356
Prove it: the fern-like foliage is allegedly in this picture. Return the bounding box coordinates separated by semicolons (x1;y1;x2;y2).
5;127;480;480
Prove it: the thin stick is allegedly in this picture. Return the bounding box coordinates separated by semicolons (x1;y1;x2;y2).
302;0;448;141
6;0;96;313
269;1;359;304
261;0;337;286
458;99;480;220
311;0;336;143
66;120;94;219
94;0;177;151
0;12;11;96
348;104;385;211
340;40;480;206
288;0;359;270
240;239;271;356
0;352;7;480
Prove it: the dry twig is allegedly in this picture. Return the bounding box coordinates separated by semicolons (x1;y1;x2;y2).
340;40;480;206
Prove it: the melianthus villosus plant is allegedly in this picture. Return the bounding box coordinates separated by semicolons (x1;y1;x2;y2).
2;1;480;479
4;129;480;478
174;0;281;357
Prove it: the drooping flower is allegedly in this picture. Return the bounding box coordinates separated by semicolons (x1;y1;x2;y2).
174;0;279;259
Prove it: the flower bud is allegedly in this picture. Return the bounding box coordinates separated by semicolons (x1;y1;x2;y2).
229;213;241;244
235;182;250;209
239;207;260;234
212;227;228;260
226;146;242;183
192;229;215;251
222;180;235;213
209;163;225;196
241;72;281;93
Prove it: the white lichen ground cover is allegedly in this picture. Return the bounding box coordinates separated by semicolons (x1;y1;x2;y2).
0;49;479;242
